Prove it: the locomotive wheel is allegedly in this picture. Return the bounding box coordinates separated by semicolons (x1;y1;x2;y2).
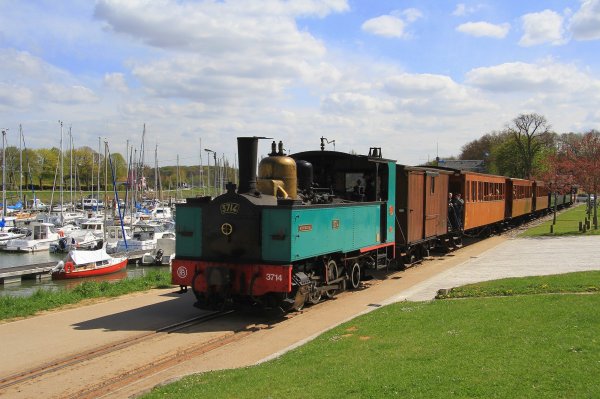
324;259;338;298
308;286;322;305
349;262;361;289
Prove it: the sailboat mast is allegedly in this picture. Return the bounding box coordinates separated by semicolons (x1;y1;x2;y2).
154;144;158;200
19;124;23;204
140;124;145;198
104;140;108;235
2;129;6;220
69;126;73;208
59;120;64;221
97;137;101;205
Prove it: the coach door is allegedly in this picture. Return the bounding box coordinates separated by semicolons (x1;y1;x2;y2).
407;171;424;242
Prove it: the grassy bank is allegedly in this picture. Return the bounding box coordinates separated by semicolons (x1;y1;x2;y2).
436;270;600;299
0;270;172;321
520;204;600;237
4;187;215;205
145;272;600;399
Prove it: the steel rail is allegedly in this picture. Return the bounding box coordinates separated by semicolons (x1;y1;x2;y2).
0;310;233;391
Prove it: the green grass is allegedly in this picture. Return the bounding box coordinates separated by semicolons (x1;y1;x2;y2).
436;270;600;299
144;273;600;399
4;188;216;204
0;270;172;321
520;204;600;237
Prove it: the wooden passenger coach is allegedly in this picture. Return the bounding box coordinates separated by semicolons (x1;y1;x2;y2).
395;166;450;245
447;171;506;230
507;178;533;218
533;181;549;213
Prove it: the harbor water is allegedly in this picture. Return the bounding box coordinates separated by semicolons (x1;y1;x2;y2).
0;251;170;298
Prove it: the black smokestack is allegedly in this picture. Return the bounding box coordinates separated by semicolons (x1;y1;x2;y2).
237;137;259;194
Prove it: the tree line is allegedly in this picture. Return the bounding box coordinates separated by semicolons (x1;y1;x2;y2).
0;145;236;193
457;113;598;193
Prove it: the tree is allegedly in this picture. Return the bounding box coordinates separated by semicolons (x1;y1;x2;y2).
488;138;523;177
505;113;553;179
459;131;505;161
551;130;600;229
537;152;575;225
73;146;98;189
36;148;60;189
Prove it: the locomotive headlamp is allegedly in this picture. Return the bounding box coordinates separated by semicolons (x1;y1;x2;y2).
221;223;233;236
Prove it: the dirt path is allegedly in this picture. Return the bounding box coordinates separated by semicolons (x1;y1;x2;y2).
0;235;506;398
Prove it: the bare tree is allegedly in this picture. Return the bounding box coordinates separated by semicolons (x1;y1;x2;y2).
505;113;552;179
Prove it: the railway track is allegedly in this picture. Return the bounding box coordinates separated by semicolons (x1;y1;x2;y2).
0;310;234;393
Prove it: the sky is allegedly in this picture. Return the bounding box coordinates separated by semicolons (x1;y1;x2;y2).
1;0;600;167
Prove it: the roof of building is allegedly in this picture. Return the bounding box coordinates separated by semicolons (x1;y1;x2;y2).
436;159;485;172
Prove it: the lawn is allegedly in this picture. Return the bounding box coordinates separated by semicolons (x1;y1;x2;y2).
0;270;172;321
520;203;600;237
436;270;600;299
144;272;600;399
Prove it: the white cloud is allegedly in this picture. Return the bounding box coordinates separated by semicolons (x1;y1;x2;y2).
0;83;34;108
570;0;600;40
519;9;566;46
456;21;510;38
0;49;99;107
399;8;423;23
361;15;406;38
361;8;422;39
94;0;334;57
465;61;599;94
383;73;493;115
452;3;483;17
322;92;396;114
93;0;346;105
43;84;99;104
104;73;128;92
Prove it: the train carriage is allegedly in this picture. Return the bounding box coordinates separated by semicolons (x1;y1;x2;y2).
438;169;507;231
533;181;550;213
395;166;451;260
507;178;534;219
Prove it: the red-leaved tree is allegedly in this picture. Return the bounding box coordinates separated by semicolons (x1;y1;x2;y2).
553;130;600;228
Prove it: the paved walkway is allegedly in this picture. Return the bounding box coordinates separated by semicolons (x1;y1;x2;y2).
385;235;600;303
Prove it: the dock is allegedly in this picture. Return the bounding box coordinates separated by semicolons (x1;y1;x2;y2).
0;263;56;284
0;250;149;285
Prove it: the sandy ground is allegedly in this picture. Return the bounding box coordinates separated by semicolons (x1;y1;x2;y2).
1;234;599;398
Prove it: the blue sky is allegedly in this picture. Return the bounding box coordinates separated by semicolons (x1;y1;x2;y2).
1;0;600;166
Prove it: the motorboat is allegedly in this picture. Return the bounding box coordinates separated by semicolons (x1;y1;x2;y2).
50;219;106;253
150;206;172;220
104;225;132;253
0;217;29;247
140;236;176;266
2;222;61;252
52;247;127;279
113;223;175;253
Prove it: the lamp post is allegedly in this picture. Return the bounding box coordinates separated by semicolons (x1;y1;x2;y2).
204;148;215;196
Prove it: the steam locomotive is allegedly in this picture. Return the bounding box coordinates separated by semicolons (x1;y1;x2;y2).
171;137;572;311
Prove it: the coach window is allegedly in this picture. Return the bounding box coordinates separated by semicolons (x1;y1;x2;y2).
430;176;435;194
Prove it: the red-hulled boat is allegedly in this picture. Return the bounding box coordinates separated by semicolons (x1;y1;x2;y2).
52;247;128;279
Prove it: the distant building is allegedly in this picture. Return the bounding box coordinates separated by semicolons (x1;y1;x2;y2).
437;159;486;172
